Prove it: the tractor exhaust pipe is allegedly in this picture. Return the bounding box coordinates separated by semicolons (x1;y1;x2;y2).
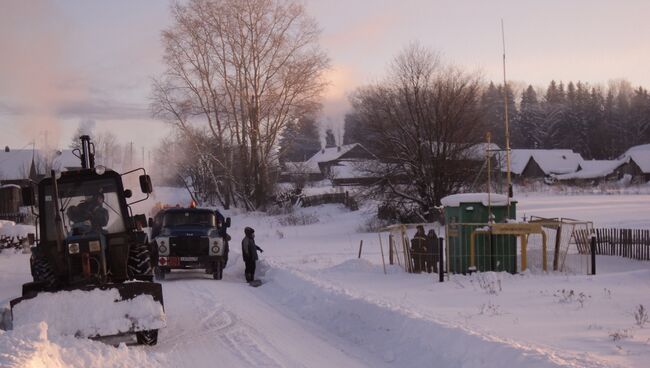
79;135;95;169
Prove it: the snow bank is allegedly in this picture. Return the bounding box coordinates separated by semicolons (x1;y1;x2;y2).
0;323;163;368
259;266;604;368
0;220;34;238
12;286;166;338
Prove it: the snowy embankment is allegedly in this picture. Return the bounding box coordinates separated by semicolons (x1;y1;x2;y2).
259;263;600;368
1;189;649;367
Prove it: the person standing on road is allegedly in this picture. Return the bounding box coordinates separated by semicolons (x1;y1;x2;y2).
242;227;263;282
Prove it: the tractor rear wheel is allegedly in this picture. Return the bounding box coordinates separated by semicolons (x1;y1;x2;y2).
128;243;153;281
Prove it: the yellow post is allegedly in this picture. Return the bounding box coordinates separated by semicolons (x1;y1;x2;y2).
378;233;387;275
541;231;548;272
470;232;476;270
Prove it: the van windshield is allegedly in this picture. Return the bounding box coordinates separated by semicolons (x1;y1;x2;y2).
163;212;215;227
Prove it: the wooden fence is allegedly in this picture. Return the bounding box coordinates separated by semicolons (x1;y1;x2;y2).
299;192;358;210
575;228;650;261
0;212;33;224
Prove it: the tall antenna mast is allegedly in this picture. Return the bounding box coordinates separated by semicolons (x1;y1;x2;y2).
501;19;513;217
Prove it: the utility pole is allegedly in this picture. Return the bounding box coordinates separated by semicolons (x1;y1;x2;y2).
501;19;513;218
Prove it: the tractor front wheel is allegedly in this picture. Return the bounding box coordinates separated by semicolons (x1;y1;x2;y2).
31;254;56;287
128;243;153;281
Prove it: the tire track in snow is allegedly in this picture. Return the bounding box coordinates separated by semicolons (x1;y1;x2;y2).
152;278;283;367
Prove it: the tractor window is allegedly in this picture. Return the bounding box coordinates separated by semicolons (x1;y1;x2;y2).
43;178;127;241
163;212;215;227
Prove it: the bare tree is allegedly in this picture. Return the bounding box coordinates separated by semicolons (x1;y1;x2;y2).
351;43;486;217
151;0;329;210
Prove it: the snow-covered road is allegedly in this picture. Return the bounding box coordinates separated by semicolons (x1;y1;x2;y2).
152;267;374;368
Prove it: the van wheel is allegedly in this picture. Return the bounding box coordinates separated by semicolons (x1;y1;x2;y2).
213;260;223;280
154;266;165;280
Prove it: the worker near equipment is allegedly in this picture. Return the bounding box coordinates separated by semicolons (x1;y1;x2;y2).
67;193;109;232
242;227;263;282
410;225;426;273
425;229;439;273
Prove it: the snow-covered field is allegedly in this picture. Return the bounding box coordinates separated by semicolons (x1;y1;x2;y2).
1;189;650;367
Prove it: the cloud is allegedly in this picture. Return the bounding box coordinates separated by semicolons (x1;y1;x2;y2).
322;12;398;54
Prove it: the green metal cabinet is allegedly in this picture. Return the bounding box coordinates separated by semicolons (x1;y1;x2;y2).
443;194;518;274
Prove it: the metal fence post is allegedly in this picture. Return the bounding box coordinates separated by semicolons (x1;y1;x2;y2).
590;234;596;275
438;237;444;282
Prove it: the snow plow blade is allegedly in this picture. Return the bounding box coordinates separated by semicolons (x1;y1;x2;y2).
6;282;165;343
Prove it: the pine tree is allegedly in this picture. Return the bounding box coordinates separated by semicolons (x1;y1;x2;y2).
480;82;516;147
514;85;544;149
544;80;568;149
278;116;321;162
629;87;650;146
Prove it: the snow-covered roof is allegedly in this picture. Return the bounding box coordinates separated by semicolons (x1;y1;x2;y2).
283;161;322;174
616;145;650;174
287;143;369;174
441;193;510;207
622;143;650;155
460;143;502;161
0;149;39;180
505;149;583;175
329;160;381;179
554;159;624;180
51;150;81;171
307;144;362;164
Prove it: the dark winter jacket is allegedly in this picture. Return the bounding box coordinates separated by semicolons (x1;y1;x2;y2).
67;197;109;230
425;230;438;254
242;236;263;262
411;229;427;253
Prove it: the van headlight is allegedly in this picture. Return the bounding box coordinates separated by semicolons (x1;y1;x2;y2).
210;239;222;255
68;242;80;254
157;238;169;255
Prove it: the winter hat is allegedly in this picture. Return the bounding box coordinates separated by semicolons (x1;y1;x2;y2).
244;227;255;236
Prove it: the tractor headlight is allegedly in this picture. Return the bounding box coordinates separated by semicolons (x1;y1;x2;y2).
68;242;80;254
88;240;101;252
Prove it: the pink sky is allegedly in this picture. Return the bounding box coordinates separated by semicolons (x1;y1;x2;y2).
1;0;649;151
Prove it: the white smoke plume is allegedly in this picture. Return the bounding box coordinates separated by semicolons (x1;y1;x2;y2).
0;1;88;150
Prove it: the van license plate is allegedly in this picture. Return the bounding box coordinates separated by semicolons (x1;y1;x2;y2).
180;257;198;261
